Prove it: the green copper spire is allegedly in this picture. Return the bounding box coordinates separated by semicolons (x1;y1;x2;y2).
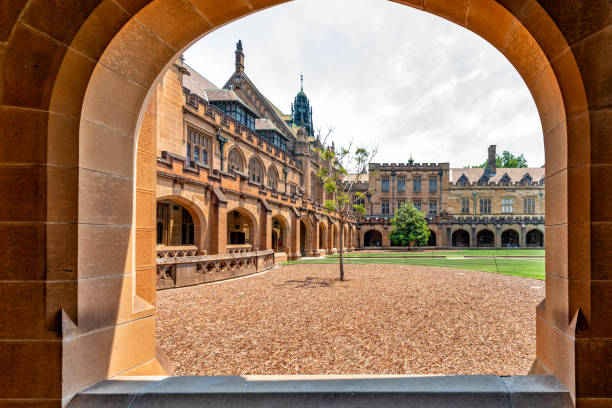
291;74;314;136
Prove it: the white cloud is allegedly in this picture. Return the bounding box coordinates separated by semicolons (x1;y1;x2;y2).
183;0;544;168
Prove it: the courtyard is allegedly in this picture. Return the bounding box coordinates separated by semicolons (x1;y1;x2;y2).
157;263;543;376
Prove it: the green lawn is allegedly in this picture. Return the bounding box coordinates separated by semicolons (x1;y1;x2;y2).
326;249;545;258
284;256;545;280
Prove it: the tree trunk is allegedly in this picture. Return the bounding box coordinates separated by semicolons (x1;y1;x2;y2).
339;221;344;281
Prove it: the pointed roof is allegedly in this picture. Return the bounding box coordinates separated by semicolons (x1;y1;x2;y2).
450;167;545;184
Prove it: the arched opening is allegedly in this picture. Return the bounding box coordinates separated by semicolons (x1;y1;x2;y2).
16;0;598;402
319;223;327;250
526;229;544;248
299;219;308;255
427;230;436;247
364;230;382;247
272;215;288;253
477;230;495;247
268;165;279;191
227;209;255;247
502;229;520;247
452;230;470;247
248;156;264;184
156;197;207;254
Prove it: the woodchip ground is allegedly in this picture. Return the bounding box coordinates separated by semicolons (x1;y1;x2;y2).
156;264;543;376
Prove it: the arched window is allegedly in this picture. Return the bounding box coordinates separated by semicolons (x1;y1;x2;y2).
249;157;263;184
267;165;279;190
228;148;244;172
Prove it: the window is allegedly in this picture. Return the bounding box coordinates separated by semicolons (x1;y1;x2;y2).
249;158;263;184
461;198;470;214
381;176;390;192
429;200;437;216
354;195;365;207
268;166;279;190
412;199;422;211
228;148;244;172
502;198;514;214
381;199;390;215
186;127;209;165
429;175;437;192
524;197;536;214
480;198;491;214
397;199;406;208
398;176;406;192
290;184;297;195
413;175;421;192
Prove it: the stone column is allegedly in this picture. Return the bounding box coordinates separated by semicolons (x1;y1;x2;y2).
261;210;272;250
520;224;526;248
471;225;476;247
495;225;502;248
446;227;451;247
312;218;320;255
290;212;300;260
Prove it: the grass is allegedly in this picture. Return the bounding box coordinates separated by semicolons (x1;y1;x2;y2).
284;256;545;280
326;249;545;258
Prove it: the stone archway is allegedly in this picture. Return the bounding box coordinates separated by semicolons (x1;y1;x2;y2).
227;207;258;247
1;0;606;404
299;218;312;256
427;230;437;247
272;214;290;253
452;229;470;247
476;229;495;247
526;229;544;247
319;222;328;251
501;229;520;247
364;230;383;247
157;195;207;254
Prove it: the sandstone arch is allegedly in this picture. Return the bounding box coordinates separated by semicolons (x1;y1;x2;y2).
1;0;606;403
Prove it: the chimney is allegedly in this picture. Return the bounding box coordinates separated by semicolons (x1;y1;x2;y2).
487;145;497;176
235;40;244;74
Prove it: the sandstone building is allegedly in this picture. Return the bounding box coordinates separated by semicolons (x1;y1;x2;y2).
150;41;545;285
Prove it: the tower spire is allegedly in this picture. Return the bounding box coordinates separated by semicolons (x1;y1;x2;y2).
235;39;244;74
300;73;303;91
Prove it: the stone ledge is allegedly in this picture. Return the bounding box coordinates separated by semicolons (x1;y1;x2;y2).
68;375;571;407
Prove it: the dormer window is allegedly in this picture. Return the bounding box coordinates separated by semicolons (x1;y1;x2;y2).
478;174;490;185
457;174;469;186
520;173;533;185
500;173;511;185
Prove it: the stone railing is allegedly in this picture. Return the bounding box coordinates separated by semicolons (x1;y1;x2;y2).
156;249;275;290
226;244;255;254
156;245;200;258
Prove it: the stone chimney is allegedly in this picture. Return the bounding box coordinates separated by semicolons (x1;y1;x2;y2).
235;40;244;74
486;145;497;176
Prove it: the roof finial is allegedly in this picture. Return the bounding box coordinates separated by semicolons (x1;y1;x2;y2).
235;39;244;74
300;73;303;91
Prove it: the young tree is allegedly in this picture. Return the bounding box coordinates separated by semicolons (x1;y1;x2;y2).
389;202;430;247
317;145;377;281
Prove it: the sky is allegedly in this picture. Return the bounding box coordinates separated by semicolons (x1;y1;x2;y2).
183;0;544;168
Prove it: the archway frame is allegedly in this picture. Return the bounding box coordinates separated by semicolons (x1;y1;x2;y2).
227;206;259;247
157;194;208;253
1;0;605;404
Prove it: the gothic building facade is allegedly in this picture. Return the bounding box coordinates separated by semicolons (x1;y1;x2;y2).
148;41;545;289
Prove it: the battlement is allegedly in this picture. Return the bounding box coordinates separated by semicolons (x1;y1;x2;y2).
369;162;449;170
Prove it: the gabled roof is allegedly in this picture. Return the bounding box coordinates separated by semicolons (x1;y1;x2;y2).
182;63;219;94
223;72;297;142
204;88;259;117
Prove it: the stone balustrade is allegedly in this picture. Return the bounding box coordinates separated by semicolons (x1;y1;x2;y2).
157;249;275;289
156;245;200;258
226;244;256;254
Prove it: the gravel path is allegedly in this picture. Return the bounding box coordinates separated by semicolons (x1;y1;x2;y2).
156;264;543;376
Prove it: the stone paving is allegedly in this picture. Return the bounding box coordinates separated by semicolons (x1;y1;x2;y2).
156;264;543;376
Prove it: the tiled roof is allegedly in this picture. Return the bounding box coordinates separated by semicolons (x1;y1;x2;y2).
183;64;218;94
450;167;545;183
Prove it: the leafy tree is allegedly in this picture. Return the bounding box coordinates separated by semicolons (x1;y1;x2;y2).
389;202;430;247
317;145;377;281
474;150;528;168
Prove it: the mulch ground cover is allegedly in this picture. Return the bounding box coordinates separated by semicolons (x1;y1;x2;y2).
157;264;543;376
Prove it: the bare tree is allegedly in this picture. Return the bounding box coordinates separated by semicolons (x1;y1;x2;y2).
317;142;378;281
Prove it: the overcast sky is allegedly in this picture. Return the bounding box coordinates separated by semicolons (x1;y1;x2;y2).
183;0;544;168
